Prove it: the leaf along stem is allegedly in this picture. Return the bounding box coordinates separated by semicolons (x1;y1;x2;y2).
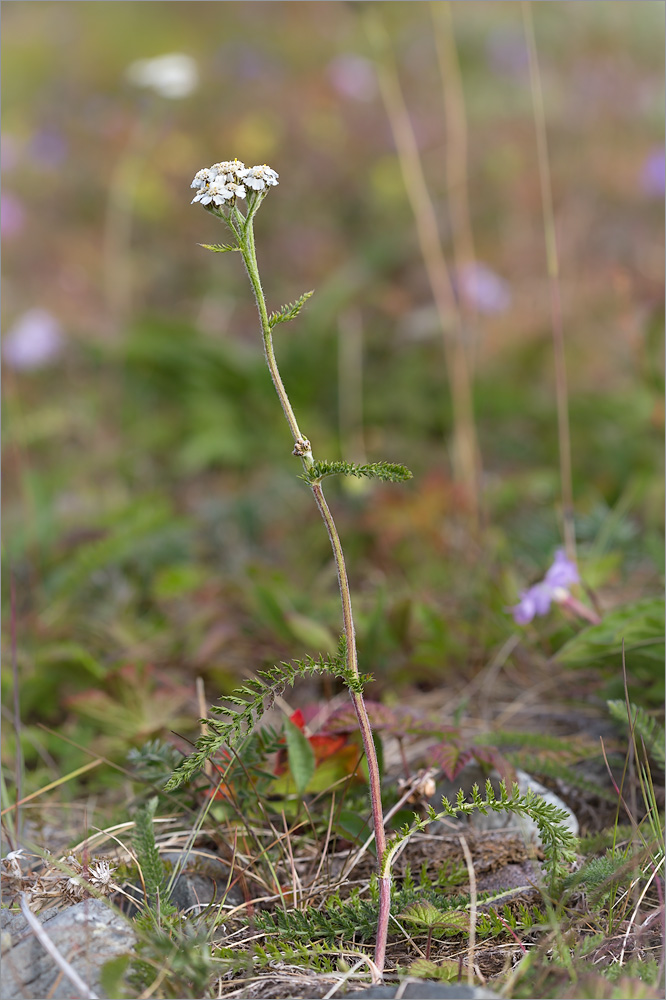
239;217;389;973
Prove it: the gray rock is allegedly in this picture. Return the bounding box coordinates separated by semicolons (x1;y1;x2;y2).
349;982;498;999
0;899;135;999
161;849;245;913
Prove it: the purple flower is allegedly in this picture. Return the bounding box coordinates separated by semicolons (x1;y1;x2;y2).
457;262;511;315
2;309;64;371
640;149;665;198
511;549;579;625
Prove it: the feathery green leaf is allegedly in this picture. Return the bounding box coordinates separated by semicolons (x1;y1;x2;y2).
166;636;353;789
268;290;314;328
199;242;239;253
302;460;413;486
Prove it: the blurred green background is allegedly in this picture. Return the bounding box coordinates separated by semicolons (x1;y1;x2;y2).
2;1;663;796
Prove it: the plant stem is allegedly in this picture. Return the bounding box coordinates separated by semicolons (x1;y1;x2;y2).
240;221;389;976
522;1;576;564
242;225;305;451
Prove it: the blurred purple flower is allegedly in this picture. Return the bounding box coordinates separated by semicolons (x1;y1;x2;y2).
29;128;68;168
640;148;665;198
2;309;65;371
511;550;579;625
327;54;377;102
486;30;529;78
457;262;511;315
1;192;25;237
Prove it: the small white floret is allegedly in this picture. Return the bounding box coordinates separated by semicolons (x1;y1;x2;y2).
243;164;279;191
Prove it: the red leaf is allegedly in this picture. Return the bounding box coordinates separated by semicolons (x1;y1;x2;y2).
426;741;474;781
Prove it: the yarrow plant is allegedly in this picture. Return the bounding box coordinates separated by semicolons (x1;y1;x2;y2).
167;157;413;976
510;548;600;626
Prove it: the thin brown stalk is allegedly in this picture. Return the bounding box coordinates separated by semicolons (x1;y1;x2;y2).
365;10;480;523
522;1;576;562
10;571;22;843
459;835;477;987
431;2;477;319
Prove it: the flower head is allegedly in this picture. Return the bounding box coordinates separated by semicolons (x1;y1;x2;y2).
88;859;116;889
240;164;279;191
192;174;246;206
190;160;277;210
210;159;247;182
510;549;579;625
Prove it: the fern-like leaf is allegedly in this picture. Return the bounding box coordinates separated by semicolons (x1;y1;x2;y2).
133;798;172;911
268;290;314;328
382;779;577;888
302;460;413;486
199;242;239;253
166;636;360;790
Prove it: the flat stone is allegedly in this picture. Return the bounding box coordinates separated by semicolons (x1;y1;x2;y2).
0;899;136;1000
349;982;498;998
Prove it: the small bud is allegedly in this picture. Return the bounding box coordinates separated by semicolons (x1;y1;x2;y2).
292;437;311;458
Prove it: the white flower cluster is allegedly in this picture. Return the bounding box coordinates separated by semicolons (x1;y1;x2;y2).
191;159;278;207
0;848;118;908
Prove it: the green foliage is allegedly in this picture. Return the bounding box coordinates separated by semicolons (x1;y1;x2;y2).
302;459;413;486
562;851;634;904
130;921;217;1000
215;938;337;975
383;779;576;888
268;290;314;328
475;901;546;937
132;797;173;914
199;242;239;253
165;634;370;789
407;958;460;982
556;597;665;706
128;739;184;786
398;899;469;935
99;954;130;1000
607;699;665;768
440;781;577;885
284;715;316;795
253;871;546;953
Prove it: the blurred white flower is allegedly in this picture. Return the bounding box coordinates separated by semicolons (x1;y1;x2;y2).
2;308;65;371
328;54;377;102
126;53;199;100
